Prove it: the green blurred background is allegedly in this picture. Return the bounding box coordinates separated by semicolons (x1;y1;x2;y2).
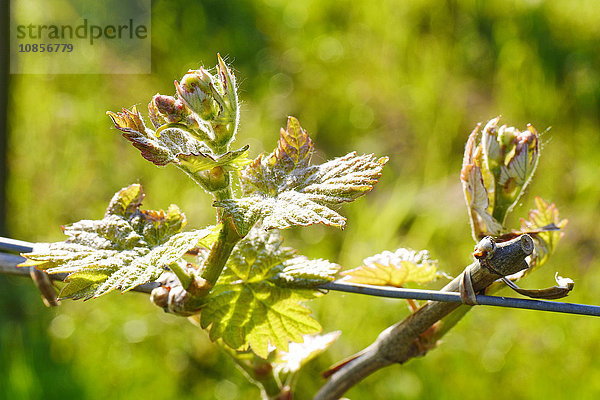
2;0;600;398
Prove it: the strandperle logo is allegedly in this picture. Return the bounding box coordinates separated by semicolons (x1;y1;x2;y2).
15;19;148;45
10;0;151;74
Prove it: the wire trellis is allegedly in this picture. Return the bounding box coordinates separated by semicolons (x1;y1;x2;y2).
1;236;599;317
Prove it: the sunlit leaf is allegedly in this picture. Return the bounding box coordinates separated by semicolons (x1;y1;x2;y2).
275;256;340;287
273;331;341;374
108;107;248;178
244;116;314;194
520;197;567;268
177;145;251;174
108;108;210;166
200;229;337;358
92;230;210;297
58;269;111;300
105;183;145;217
341;248;441;287
23;184;214;299
215;117;387;233
134;205;188;247
216;191;348;234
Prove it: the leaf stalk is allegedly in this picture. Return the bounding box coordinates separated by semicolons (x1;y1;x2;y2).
168;261;192;289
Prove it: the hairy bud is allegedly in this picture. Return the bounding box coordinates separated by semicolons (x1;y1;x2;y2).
175;68;219;120
462;117;540;240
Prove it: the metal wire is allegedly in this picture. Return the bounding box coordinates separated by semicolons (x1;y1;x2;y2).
319;282;600;317
0;237;34;253
2;236;600;317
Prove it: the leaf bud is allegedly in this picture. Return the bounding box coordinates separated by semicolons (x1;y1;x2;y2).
495;123;539;214
481;117;501;168
149;94;188;123
216;53;238;112
148;94;201;132
461;117;541;240
197;166;230;192
175;68;219;120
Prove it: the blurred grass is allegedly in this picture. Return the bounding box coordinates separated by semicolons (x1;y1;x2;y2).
2;0;600;399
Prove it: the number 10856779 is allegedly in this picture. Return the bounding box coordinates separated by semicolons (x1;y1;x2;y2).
18;43;74;52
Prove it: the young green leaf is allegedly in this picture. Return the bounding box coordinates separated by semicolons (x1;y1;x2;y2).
105;182;145;216
274;256;340;288
200;229;338;358
108;108;249;173
215;192;348;234
177;145;250;173
108;107;210;166
215;117;388;234
341;248;441;287
520;197;567;269
273;331;341;374
91;230;209;297
244;116;315;194
57;269;112;300
23;184;214;299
